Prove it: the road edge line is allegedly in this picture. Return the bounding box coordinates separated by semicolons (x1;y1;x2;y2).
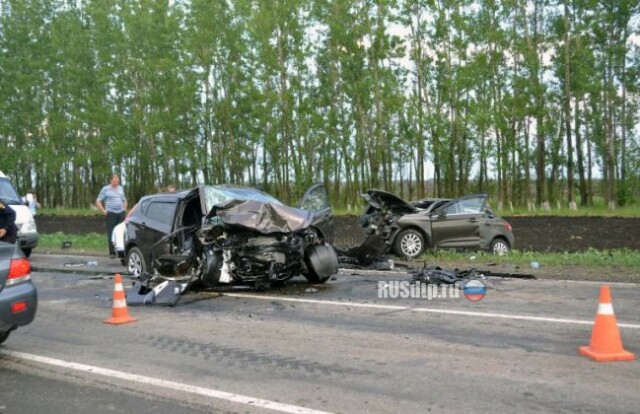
0;350;335;414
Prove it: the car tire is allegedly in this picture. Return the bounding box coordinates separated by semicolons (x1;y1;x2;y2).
394;229;425;259
490;238;510;256
0;330;9;345
304;244;339;284
21;248;32;258
127;247;147;277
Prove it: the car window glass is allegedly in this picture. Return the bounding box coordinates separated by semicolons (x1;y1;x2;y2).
0;179;21;203
459;197;485;213
444;203;459;215
203;186;283;212
300;185;330;212
139;199;150;215
444;196;484;215
146;201;177;226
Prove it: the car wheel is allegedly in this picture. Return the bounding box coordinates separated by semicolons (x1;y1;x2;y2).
304;244;339;284
491;238;510;256
394;229;425;259
127;247;147;277
21;248;32;258
0;331;9;345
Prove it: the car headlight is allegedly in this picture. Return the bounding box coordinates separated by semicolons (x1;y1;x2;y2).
20;217;38;233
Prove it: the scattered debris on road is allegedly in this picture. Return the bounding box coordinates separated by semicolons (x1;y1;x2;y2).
410;265;536;288
63;261;87;267
411;266;485;286
126;280;185;307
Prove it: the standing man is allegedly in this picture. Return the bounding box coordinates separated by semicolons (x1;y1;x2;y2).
23;189;41;216
0;200;17;244
96;174;127;258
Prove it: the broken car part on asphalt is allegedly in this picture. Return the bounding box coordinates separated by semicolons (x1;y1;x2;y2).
410;265;536;288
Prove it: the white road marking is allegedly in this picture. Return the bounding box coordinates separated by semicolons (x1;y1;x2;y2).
0;350;334;414
538;278;639;287
224;293;640;329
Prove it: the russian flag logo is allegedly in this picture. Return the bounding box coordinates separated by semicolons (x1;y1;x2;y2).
463;279;486;302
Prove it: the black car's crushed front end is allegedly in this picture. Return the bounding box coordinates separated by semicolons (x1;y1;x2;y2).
195;223;336;289
126;185;339;300
147;197;338;291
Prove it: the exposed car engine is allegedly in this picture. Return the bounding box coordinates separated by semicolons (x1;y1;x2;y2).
141;201;338;291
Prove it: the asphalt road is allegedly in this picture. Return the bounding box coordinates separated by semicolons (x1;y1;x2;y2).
1;266;639;414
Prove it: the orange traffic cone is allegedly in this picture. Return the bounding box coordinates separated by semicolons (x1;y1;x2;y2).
104;273;137;325
579;285;634;362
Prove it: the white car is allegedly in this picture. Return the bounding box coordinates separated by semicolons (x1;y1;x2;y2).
0;172;38;257
111;221;126;264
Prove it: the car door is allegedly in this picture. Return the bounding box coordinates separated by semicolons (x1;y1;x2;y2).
139;198;178;262
430;194;487;248
299;183;334;242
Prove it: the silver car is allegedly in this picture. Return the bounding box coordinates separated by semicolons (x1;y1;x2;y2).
0;241;37;344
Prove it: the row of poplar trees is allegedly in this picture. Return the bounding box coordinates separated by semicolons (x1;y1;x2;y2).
1;0;639;210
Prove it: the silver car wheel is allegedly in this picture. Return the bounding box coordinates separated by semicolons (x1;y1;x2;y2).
492;240;510;256
401;233;423;257
127;250;144;277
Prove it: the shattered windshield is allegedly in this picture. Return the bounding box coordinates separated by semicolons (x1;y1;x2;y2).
203;185;283;212
0;179;22;204
300;185;330;212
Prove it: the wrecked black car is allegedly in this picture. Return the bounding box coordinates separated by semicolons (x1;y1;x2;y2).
358;191;514;259
124;184;338;290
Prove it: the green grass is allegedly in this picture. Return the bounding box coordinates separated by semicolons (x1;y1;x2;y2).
38;232;107;253
422;248;640;268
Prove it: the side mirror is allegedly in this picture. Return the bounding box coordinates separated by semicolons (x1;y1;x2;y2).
433;208;445;218
485;209;495;219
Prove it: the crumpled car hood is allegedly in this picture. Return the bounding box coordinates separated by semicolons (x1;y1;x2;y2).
211;199;314;234
362;190;417;214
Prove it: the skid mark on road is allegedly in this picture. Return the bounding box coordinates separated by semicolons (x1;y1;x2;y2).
0;350;335;414
224;293;640;329
142;334;375;378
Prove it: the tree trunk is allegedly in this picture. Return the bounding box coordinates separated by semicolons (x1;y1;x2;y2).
563;2;574;206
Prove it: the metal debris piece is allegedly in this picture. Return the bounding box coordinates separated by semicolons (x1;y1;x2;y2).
411;265;536;286
411;266;485;286
63;261;86;267
337;235;390;267
126;280;184;307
